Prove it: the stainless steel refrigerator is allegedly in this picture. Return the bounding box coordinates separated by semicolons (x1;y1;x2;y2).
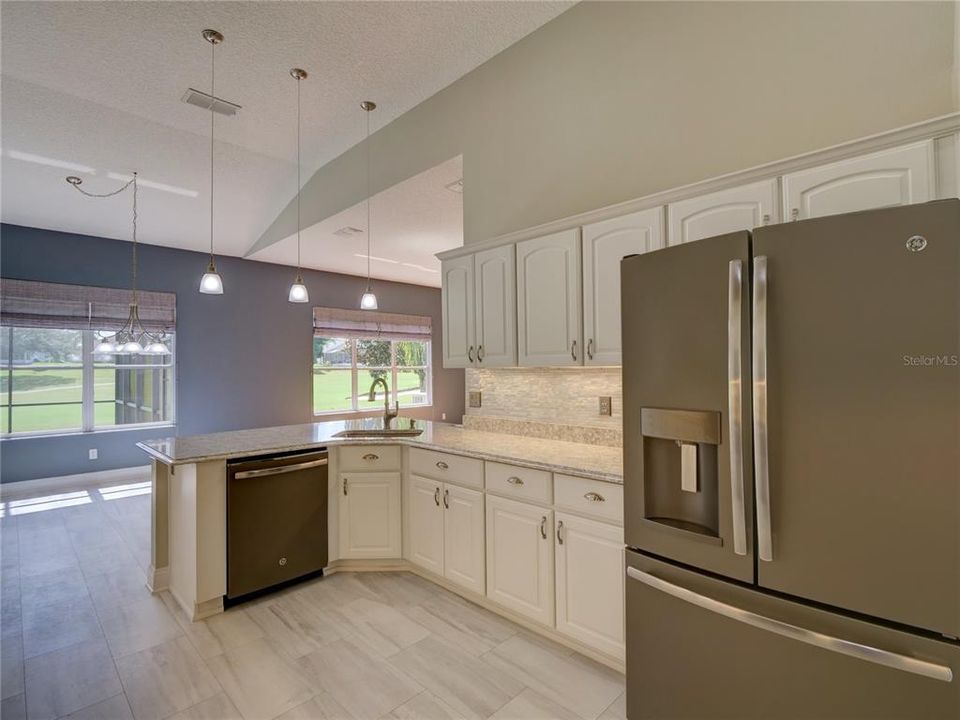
621;199;960;719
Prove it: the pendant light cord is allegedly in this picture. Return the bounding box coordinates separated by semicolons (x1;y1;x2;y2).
132;173;138;304
209;37;216;265
296;73;302;274
365;106;371;287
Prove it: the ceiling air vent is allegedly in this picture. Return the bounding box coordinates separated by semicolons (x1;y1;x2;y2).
181;88;242;117
334;226;365;237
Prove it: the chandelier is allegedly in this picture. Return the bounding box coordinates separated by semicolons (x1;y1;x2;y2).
65;173;172;355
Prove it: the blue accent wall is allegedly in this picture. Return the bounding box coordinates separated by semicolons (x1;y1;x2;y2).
0;223;464;483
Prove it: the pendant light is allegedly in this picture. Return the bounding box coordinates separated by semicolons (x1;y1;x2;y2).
359;100;378;310
287;68;309;303
199;29;225;295
65;174;171;355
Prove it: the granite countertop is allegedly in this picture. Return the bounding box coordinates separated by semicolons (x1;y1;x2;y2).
137;418;623;484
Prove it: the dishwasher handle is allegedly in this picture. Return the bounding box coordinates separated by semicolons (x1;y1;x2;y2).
234;457;328;480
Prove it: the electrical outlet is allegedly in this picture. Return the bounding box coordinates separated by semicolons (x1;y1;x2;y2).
441;412;447;421
599;396;612;416
468;391;482;408
88;448;98;460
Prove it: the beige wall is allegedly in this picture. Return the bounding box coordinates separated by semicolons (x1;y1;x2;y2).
253;1;958;253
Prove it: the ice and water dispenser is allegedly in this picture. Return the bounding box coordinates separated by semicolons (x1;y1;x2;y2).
640;407;721;542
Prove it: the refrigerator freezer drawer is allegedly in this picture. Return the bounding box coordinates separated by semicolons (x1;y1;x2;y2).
626;551;960;720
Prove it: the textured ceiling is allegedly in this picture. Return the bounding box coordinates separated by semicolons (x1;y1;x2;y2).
248;156;463;288
0;1;572;282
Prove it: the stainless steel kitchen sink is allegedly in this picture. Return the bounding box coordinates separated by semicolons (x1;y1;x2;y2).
333;428;424;438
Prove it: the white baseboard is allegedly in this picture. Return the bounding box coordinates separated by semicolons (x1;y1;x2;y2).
0;465;151;500
147;565;170;593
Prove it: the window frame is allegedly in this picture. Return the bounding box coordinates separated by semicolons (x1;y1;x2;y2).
313;336;432;416
1;325;177;438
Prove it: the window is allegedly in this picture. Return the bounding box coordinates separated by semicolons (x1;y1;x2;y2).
312;307;433;416
313;337;431;415
0;279;176;437
0;326;175;435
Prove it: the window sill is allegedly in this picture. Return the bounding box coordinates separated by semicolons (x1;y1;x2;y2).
1;422;176;441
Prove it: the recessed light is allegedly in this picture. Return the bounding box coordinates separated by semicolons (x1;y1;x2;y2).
335;226;365;237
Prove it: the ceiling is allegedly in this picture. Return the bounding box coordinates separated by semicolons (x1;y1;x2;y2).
248;156;463;288
0;1;572;283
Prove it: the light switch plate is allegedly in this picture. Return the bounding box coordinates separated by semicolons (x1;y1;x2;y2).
599;396;612;416
468;391;482;408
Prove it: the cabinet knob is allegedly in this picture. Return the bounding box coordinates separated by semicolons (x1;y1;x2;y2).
506;476;524;486
584;492;605;503
436;461;449;470
362;453;380;461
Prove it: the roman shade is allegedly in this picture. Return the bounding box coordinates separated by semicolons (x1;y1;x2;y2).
0;279;176;332
312;307;432;341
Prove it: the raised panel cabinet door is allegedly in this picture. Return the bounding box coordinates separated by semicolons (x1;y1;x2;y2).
406;474;444;575
555;513;625;660
516;229;582;366
441;255;476;368
473;245;517;367
583;207;664;365
442;484;485;595
667;179;778;246
782;140;934;220
485;495;555;626
338;472;401;559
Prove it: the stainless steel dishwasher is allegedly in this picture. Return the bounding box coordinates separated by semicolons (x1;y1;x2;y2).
226;449;328;601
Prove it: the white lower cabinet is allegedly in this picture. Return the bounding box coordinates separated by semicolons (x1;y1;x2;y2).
485;494;555;626
554;512;625;660
406;475;485;595
442;484;485;595
338;472;401;559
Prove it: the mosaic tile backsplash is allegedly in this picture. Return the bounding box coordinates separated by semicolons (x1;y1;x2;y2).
463;367;623;447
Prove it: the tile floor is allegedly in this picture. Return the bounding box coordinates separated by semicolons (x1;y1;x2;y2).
0;476;626;720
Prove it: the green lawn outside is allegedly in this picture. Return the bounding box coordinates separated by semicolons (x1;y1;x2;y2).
313;368;428;414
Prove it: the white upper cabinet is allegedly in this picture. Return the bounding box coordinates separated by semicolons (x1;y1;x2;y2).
782;140;934;220
473;245;517;367
441;255;475;368
517;229;582;366
582;208;664;365
667;179;779;246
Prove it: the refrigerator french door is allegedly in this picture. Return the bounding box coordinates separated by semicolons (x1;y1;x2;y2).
622;200;960;718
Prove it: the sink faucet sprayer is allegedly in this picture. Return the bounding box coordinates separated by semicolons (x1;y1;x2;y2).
368;377;399;428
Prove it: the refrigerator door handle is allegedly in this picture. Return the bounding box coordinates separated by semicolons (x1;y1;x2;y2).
728;259;747;556
626;567;953;683
752;255;773;562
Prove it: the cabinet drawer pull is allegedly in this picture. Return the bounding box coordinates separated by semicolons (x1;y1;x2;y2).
583;491;605;503
362;453;379;461
434;487;440;506
436;461;449;470
443;489;450;509
540;516;547;539
478;345;484;362
556;520;564;545
506;476;524;486
343;479;348;496
468;346;475;363
571;339;578;361
586;338;594;360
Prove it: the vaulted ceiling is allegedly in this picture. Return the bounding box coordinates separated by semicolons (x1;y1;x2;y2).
1;1;572;284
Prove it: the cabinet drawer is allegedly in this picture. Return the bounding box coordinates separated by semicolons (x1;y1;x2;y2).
338;445;401;472
409;448;483;489
555;474;623;524
486;462;552;505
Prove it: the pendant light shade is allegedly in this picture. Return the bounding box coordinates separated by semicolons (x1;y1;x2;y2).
360;291;378;310
199;29;225;295
288;68;309;304
360;100;377;310
94;338;117;354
